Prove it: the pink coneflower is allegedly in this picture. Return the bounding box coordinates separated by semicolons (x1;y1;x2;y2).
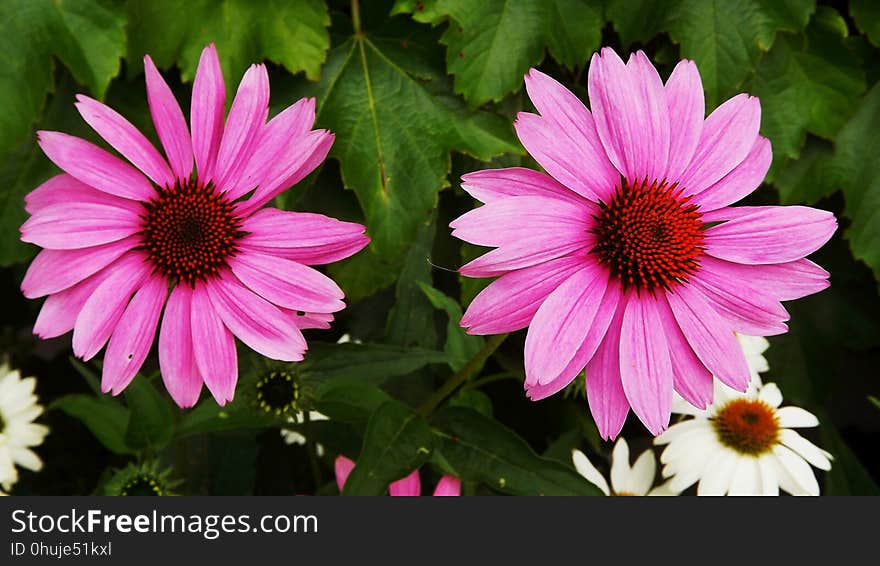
335;456;461;496
20;44;369;408
451;48;836;438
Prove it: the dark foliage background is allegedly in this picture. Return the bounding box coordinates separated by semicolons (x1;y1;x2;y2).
0;0;877;495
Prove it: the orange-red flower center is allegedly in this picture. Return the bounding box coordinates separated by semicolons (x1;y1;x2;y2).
140;180;244;285
712;398;780;455
591;178;704;292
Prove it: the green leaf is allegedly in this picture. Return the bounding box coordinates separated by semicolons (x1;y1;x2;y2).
0;0;126;159
431;407;604;495
671;0;816;107
447;388;493;417
772;138;838;204
342;400;434;495
123;378;176;451
544;0;603;71
0;140;50;266
314;19;519;282
51;394;134;455
612;0;816;108
385;217;440;348
313;378;392;423
751;8;866;171
824;83;880;281
303;341;448;383
869;396;880;411
125;0;330;86
175;401;273;439
418;282;483;371
851;0;880;47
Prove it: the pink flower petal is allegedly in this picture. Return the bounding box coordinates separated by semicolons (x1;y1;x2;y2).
525;277;622;400
33;270;111;339
522;68;619;201
191;44;226;182
191;283;238;405
335;455;356;491
450;195;592;247
21;202;141;250
665;283;750;391
37;131;156;201
289;310;334;330
619;294;673;435
524;264;610;386
214;64;270;191
239;130;334;215
229;251;345;313
239;208;369;265
458;232;595;278
75;95;174;188
144;55;194;183
691;136;771;211
588;48;669;184
21;236;139;298
389;469;421;496
704;205;837;265
25;174;143;216
159;284;203;408
655;295;713;410
697;256;829;301
102;274;167;395
690;258;791;336
664;59;704;182
225;97;316;200
461;253;586;335
678;94;761;195
206;276;307;361
585;305;629;440
72;253;151;361
432;475;461;496
460;167;585;205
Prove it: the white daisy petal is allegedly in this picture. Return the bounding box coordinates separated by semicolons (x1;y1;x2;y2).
772;444;820;496
628;449;657;496
779;429;833;471
758;382;783;408
757;456;779;496
572;449;610;495
0;364;48;490
697;450;739;496
776;406;819;428
647;481;681;496
610;438;632;494
728;457;762;496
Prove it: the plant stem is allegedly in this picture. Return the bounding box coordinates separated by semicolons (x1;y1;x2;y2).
352;0;362;36
417;333;509;416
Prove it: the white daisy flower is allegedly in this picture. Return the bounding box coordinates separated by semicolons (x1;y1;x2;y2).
572;438;678;496
281;411;329;457
655;376;833;496
0;363;49;491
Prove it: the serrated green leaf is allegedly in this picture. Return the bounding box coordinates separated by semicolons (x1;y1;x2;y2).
342;400;434;495
545;0;603;71
431;406;604;495
823;83;880;281
125;0;330;87
123;378;176;451
314;19;519;290
669;0;816;107
418;282;483;371
0;0;126;160
52;394;134;455
303;341;448;383
607;0;815;108
751;9;865;171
